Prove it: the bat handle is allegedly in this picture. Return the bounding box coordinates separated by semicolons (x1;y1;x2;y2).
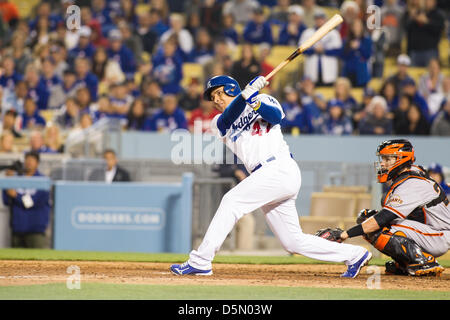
264;60;289;82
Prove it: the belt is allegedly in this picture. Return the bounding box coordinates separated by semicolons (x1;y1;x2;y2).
251;153;294;173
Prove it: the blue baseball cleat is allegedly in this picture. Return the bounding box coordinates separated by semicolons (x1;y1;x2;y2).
341;251;372;278
170;262;213;276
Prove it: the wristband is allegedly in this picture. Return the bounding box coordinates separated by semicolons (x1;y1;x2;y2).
252;101;261;111
346;224;364;238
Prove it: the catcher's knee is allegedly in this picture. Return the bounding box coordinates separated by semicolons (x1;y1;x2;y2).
370;230;432;266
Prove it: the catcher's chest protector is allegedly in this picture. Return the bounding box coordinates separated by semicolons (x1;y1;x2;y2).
381;169;449;224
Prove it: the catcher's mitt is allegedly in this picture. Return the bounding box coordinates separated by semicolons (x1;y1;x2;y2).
315;228;344;242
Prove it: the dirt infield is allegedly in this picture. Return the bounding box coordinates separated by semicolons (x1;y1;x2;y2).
0;260;449;291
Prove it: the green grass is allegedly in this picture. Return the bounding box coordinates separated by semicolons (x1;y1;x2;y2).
1;248;450;267
0;283;448;300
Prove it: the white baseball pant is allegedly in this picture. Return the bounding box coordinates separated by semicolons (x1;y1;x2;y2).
188;155;367;270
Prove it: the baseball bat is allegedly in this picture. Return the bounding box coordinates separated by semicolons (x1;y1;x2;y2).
264;14;344;82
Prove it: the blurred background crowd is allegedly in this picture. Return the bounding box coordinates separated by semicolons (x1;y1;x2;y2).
0;0;449;156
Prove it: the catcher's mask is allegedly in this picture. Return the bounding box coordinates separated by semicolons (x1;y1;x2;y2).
375;139;415;183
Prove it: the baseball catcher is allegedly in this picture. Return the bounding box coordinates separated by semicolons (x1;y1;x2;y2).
317;139;450;276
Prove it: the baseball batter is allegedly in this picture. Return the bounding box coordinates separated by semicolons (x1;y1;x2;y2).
171;75;371;278
324;139;449;276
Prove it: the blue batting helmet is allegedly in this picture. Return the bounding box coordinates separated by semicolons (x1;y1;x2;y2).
203;75;241;101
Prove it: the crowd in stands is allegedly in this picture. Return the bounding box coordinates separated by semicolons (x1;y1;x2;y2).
0;0;449;158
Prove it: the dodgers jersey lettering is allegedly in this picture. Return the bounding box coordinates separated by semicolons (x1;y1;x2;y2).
211;94;291;173
383;169;450;231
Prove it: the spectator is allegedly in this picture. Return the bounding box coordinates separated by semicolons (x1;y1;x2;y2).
243;6;273;45
190;27;214;65
61;69;82;102
386;54;415;94
188;99;221;133
118;0;138;26
91;0;115;34
126;98;148;131
30;129;56;154
5;31;32;76
358;96;393;135
418;58;445;118
304;92;328;132
0;56;23;91
352;87;376;128
0;0;19;29
44;125;63;153
148;8;170;38
41;58;64;109
199;0;223;38
92;47;108;82
1;80;27;116
49;43;69;79
381;0;405;57
136;11;158;55
68;26;96;64
0;130;17;153
140;80;163;115
222;0;259;25
280;86;312;134
93;47;126;87
339;0;361;40
151;36;183;94
301;0;321;28
159;13;194;60
397;102;430;135
400;78;430;121
221;13;239;46
75;87;94;114
230;43;261;89
268;0;291;26
431;98;450;136
21;98;46;130
55;97;80;129
380;79;399;111
108;82;133;121
341;18;372;88
2;151;51;248
333;77;358;115
258;43;274;83
370;24;389;79
317;99;353;135
2;110;22;138
106;29;137;80
204;38;233;80
298;75;316;106
147;94;188;132
427;163;450;194
117;19;143;64
393;94;413;134
278;5;306;46
300;9;342;86
89;149;131;182
28;1;61;32
179;78;202;113
74;57;99;102
404;0;445;67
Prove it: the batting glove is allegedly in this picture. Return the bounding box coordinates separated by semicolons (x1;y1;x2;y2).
247;76;269;91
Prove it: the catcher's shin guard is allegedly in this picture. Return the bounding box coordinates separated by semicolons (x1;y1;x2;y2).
371;231;444;276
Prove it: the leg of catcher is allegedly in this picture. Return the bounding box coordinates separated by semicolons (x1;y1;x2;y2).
368;227;445;276
262;198;368;266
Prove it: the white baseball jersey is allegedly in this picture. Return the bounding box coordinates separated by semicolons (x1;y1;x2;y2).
383;169;450;231
210;94;291;173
